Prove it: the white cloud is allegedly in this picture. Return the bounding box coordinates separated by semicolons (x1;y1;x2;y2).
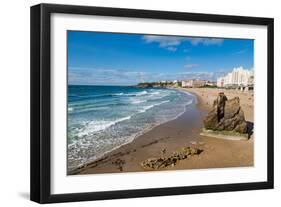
68;66;229;85
233;48;248;55
142;35;184;52
186;38;224;46
143;35;224;52
68;67;150;85
166;46;177;52
142;35;184;47
178;71;215;80
184;64;199;69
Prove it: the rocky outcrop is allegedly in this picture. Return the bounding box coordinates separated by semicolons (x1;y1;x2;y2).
136;82;154;88
203;93;248;134
141;147;203;170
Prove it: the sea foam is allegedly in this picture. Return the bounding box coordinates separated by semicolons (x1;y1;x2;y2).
67;86;195;171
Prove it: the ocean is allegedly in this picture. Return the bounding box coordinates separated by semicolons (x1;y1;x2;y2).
67;85;195;171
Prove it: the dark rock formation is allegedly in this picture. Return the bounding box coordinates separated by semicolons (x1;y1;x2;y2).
141;147;203;170
203;93;248;134
135;82;154;88
112;158;126;172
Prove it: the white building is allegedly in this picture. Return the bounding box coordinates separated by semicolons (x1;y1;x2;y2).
217;77;225;87
206;81;216;86
217;67;254;88
182;79;206;88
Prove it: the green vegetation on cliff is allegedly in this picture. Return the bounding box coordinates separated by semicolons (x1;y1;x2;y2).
136;81;182;88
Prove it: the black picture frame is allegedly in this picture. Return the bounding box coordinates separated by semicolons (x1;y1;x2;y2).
30;3;274;204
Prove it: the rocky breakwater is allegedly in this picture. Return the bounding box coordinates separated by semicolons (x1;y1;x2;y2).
141;146;203;170
202;92;251;140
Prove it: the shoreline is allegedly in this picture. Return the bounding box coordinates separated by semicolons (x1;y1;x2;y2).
70;87;253;175
68;89;195;172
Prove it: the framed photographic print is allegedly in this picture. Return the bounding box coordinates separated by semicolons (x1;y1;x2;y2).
30;3;274;203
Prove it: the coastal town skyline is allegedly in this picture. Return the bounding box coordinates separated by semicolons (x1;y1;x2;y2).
68;31;254;85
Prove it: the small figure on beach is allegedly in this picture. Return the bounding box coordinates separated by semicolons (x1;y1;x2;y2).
213;92;228;122
161;148;166;156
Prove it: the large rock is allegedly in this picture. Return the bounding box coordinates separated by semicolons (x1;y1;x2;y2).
224;97;241;119
203;93;248;134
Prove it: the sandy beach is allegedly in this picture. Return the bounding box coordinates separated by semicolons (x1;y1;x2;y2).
186;88;254;122
72;88;254;175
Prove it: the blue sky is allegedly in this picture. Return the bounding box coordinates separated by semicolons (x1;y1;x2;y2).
68;31;254;85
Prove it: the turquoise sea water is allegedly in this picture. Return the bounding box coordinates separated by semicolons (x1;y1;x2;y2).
67;85;194;171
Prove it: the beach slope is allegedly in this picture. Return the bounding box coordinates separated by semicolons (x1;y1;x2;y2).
73;88;253;175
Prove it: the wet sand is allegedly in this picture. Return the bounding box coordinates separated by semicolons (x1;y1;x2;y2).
72;88;253;175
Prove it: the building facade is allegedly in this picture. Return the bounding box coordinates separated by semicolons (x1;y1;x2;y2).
217;67;254;89
217;77;224;87
182;79;206;88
